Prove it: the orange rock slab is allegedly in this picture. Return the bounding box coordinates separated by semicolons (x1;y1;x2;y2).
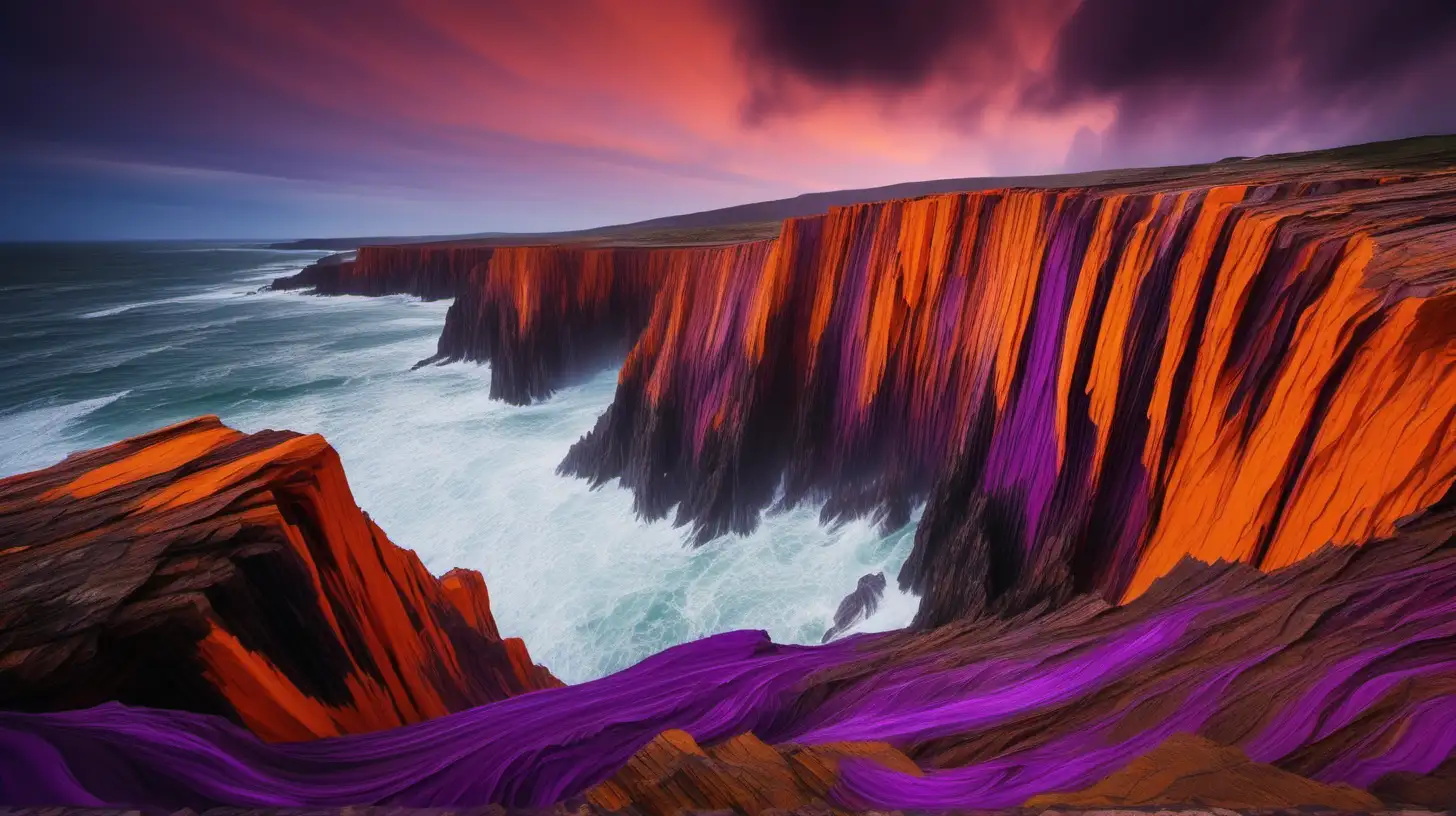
0;416;559;742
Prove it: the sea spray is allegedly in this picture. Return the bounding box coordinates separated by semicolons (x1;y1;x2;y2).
0;243;917;682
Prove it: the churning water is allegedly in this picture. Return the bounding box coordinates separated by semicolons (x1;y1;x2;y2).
0;242;917;682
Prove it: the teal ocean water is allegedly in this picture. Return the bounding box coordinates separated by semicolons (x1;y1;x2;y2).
0;242;917;682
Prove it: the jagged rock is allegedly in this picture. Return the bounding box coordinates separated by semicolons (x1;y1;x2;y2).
553;164;1456;626
585;729;918;816
1;492;1451;809
268;251;357;293
434;246;675;404
1022;734;1382;810
0;416;558;742
8;144;1454;813
270;245;492;300
271;150;1456;622
821;572;886;643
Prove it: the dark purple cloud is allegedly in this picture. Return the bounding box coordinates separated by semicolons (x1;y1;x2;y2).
4;0;1455;239
1045;0;1456;166
733;0;1002;89
729;0;1456;165
728;0;1047;124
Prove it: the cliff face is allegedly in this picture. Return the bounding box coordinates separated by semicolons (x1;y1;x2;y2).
2;495;1452;809
561;170;1456;624
431;245;737;404
0;416;558;743
271;246;495;300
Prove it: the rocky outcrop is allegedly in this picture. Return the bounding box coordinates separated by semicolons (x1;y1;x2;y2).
267;252;356;293
1;490;1451;809
270;246;494;300
0;416;558;743
428;245;742;404
560;167;1456;625
821;572;886;643
1022;734;1382;810
585;729;919;816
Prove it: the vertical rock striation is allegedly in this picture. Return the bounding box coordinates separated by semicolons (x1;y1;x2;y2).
561;170;1456;624
431;244;755;404
0;417;558;743
270;245;495;300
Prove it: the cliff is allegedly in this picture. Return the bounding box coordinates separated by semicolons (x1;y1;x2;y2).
0;416;558;743
429;245;742;404
560;168;1456;624
1;489;1452;809
265;160;1456;629
270;245;496;300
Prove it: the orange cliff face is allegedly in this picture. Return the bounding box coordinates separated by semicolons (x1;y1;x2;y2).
560;168;1456;626
271;245;496;300
431;244;734;404
0;416;559;742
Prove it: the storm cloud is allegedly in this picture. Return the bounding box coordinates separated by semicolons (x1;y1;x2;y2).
730;0;1456;166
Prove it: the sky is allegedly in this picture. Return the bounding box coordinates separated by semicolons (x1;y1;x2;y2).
3;0;1456;240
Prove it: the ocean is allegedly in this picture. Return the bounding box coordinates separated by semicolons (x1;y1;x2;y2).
0;242;918;682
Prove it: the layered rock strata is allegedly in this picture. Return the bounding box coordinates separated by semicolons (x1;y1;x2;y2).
1;487;1451;810
0;417;557;743
559;169;1456;625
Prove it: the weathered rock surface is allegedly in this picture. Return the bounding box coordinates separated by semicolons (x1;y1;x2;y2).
821;572;886;643
558;163;1456;627
430;246;681;403
270;246;494;300
0;417;557;742
11;139;1454;814
270;147;1456;621
585;729;918;816
1023;734;1381;810
1;488;1451;809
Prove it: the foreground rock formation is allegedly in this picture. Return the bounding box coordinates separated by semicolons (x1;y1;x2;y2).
0;417;557;742
0;465;1450;809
